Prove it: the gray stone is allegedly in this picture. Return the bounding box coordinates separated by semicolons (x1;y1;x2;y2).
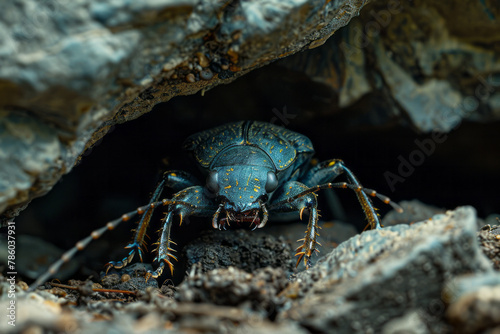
278;0;500;131
381;311;430;334
477;225;500;270
445;272;500;334
382;200;445;226
2;206;499;333
0;235;79;280
280;206;492;333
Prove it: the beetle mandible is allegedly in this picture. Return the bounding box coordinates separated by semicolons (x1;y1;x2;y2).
30;121;402;289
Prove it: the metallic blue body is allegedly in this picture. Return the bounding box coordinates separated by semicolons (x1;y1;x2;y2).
30;121;400;290
109;121;387;278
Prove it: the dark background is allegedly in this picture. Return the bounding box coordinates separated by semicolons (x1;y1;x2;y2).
15;62;500;274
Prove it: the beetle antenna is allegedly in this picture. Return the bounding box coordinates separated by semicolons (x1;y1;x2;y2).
28;199;194;292
269;182;403;213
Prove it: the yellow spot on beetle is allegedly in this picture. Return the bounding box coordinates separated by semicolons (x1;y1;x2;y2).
225;185;232;189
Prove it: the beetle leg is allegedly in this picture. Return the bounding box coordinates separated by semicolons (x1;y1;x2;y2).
106;170;200;272
268;181;320;268
145;211;176;280
212;203;224;229
257;200;269;228
298;159;403;229
146;186;218;280
295;205;320;268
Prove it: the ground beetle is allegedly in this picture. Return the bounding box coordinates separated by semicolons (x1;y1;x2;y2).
31;121;401;289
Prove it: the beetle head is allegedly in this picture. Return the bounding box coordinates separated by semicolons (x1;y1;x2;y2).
206;165;278;229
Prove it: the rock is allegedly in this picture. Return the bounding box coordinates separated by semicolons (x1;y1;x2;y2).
382;200;445;226
0;0;368;223
280;206;492;333
278;0;500;132
3;206;500;333
0;235;79;281
381;311;430;334
478;225;500;270
445;272;500;334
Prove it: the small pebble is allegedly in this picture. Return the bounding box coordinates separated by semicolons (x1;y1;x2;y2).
121;274;131;283
18;281;29;291
92;282;103;289
48;287;67;297
200;69;214;80
197;52;210;68
229;65;241;72
186;73;196;83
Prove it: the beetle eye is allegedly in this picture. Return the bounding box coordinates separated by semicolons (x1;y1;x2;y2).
206;171;219;193
265;171;278;193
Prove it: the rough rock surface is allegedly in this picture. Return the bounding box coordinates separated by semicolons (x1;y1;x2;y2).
3;0;500;224
279;0;500;131
445;272;500;334
280;206;492;333
477;224;500;270
1;206;498;333
0;0;369;222
382;199;445;226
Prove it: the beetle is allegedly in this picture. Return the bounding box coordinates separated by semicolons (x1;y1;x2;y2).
30;121;401;289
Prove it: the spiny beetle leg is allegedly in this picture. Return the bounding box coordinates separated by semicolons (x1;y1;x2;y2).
295;206;321;268
147;211;177;280
105;242;144;273
300;159;403;229
105;169;197;273
105;184;163;272
105;170;200;274
268;181;322;268
146;186;218;280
